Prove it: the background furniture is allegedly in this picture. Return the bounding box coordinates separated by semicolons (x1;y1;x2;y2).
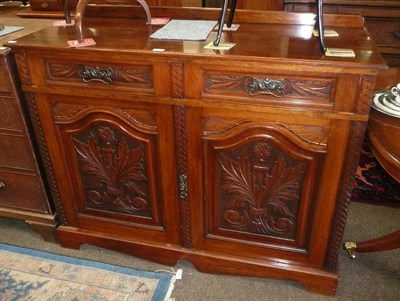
7;8;385;295
344;107;400;257
284;0;400;88
0;18;57;241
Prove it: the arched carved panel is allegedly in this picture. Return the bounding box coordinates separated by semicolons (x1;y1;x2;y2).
204;126;324;249
58;112;163;227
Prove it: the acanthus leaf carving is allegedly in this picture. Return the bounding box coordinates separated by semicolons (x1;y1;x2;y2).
285;80;331;98
220;143;304;237
74;126;149;216
48;62;80;78
116;67;151;84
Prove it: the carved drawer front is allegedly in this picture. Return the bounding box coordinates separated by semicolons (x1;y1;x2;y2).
0;170;49;212
201;68;336;111
43;58;155;94
0;135;36;170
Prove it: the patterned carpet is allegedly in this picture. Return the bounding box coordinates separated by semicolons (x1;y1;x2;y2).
352;142;400;207
0;243;175;300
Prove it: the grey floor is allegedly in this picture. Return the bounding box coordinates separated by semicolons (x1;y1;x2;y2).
0;202;399;300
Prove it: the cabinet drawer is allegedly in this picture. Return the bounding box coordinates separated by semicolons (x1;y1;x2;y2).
30;0;63;11
365;19;400;50
43;58;155;94
0;135;36;170
0;66;10;94
0;96;24;132
0;170;48;213
201;68;335;111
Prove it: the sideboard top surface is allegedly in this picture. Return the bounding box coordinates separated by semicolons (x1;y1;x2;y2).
6;15;386;71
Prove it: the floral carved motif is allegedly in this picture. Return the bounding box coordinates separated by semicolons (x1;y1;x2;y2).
205;73;331;99
219;142;304;238
74;125;150;216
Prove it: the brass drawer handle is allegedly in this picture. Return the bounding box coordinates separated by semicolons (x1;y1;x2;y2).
80;66;113;85
248;77;285;98
0;182;5;189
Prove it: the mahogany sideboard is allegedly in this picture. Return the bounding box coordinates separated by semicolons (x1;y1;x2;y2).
7;9;385;295
0;18;57;241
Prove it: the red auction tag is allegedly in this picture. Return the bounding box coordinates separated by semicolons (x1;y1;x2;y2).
150;17;171;25
53;20;75;27
67;38;96;48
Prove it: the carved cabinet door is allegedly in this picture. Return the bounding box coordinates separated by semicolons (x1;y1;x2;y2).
39;94;180;245
186;106;345;267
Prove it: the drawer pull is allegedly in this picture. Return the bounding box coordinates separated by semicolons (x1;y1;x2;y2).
248;77;285;97
0;182;5;189
81;66;113;84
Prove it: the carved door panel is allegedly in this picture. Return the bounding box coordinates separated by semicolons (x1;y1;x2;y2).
43;95;180;244
187;108;339;266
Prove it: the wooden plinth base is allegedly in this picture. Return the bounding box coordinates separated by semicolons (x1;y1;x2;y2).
57;226;338;296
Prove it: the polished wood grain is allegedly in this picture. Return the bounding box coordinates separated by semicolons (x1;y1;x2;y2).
7;10;385;296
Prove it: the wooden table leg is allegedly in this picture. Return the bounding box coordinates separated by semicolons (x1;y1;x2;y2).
344;230;400;258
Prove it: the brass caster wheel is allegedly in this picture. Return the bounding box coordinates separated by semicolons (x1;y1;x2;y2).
343;241;357;259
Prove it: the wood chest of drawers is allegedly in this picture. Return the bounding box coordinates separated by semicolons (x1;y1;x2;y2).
7;10;385;295
0;18;57;241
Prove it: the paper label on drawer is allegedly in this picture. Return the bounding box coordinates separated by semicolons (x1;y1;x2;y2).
67;38;96;48
53;20;75;27
325;48;355;58
312;29;339;37
204;41;236;50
